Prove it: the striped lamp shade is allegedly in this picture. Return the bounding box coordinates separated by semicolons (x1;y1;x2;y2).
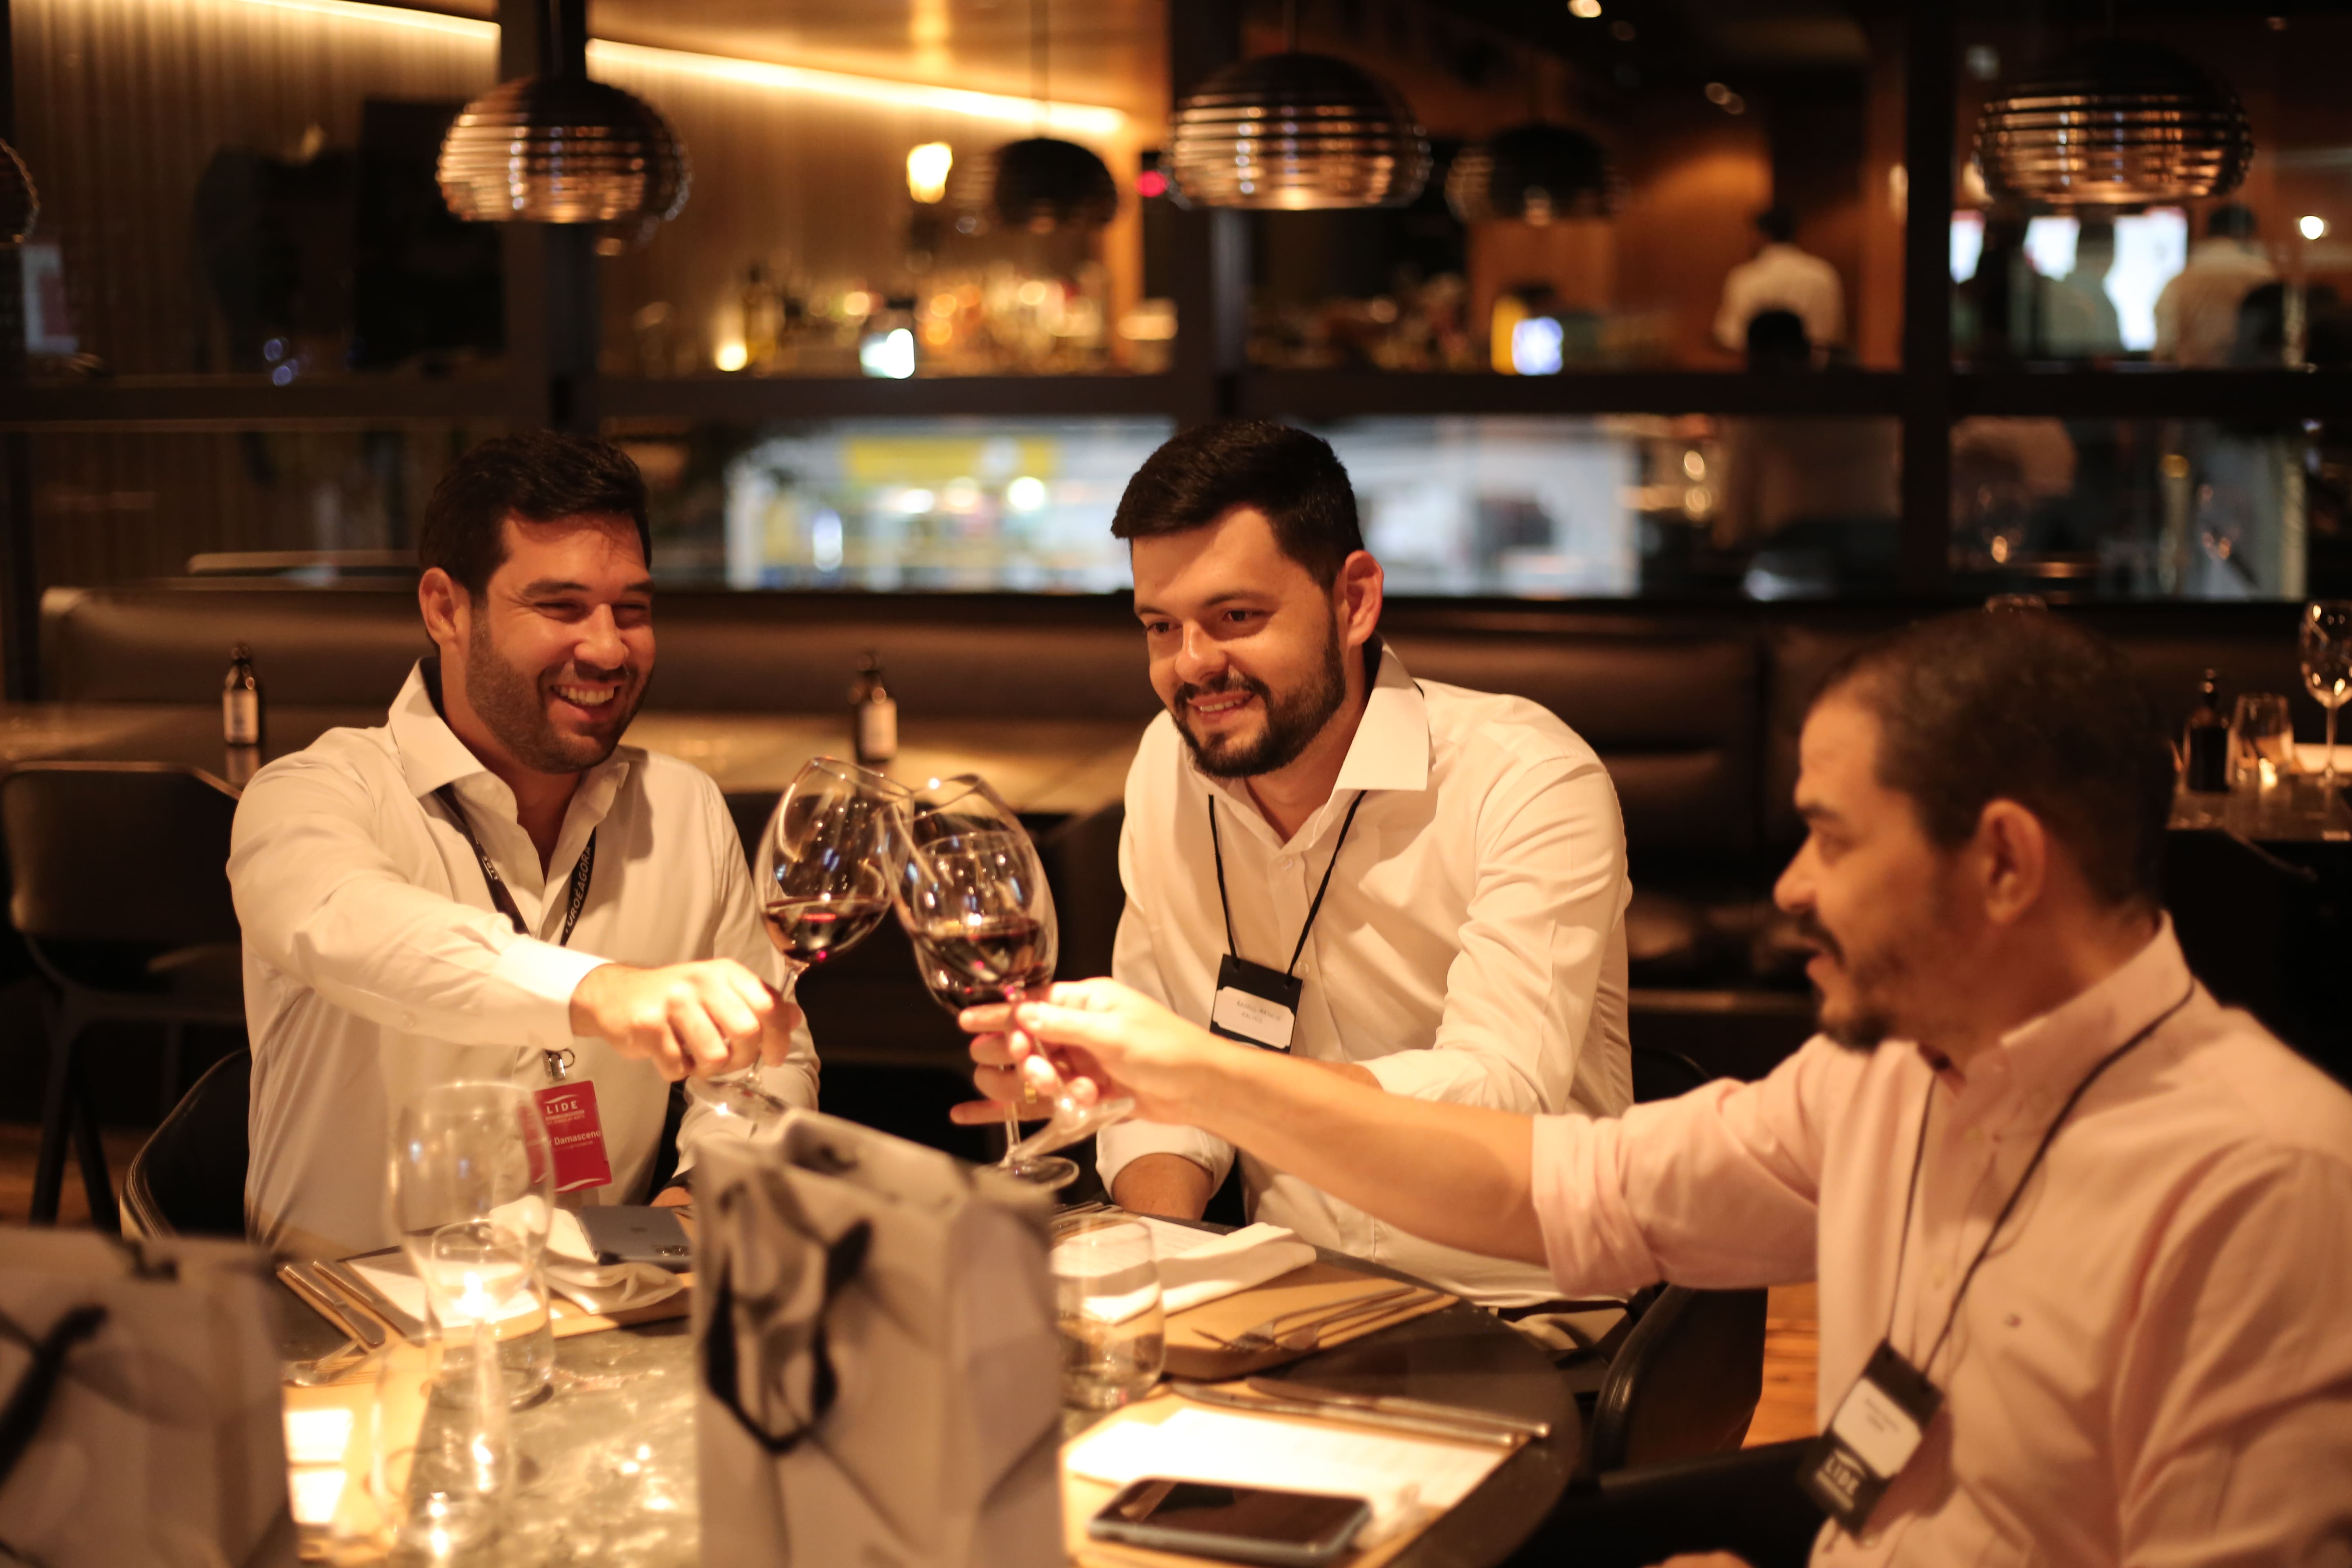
1169;52;1430;210
1976;40;2251;206
437;76;690;226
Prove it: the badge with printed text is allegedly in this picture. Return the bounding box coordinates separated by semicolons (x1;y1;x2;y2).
1209;953;1303;1052
534;1080;615;1193
1798;1340;1943;1535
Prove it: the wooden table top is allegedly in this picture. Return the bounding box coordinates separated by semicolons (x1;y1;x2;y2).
0;703;1143;819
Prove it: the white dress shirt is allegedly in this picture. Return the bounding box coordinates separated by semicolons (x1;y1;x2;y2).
231;661;818;1258
2154;237;2276;367
1100;644;1633;1305
1715;242;1847;354
1532;922;2352;1564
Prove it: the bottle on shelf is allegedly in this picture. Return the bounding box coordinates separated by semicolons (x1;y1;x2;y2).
851;650;898;766
2183;668;2229;794
223;643;263;748
742;262;784;374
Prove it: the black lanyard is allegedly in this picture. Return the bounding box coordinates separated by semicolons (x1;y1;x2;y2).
434;783;597;1080
1885;982;2196;1379
1208;789;1367;976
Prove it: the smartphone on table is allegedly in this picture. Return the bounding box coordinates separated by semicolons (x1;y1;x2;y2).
573;1205;694;1271
1089;1477;1371;1566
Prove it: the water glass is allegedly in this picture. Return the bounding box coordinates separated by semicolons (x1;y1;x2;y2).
1050;1218;1165;1410
2230;693;2294;790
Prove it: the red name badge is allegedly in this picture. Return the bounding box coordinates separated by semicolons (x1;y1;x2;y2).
534;1080;614;1193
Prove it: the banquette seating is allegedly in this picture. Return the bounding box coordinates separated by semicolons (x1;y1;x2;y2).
33;582;2322;1085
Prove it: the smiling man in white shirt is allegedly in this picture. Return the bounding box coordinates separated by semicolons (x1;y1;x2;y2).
984;419;1631;1304
232;432;816;1258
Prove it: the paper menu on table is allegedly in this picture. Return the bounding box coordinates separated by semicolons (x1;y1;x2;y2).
346;1256;541;1327
1063;1407;1513;1534
1134;1220;1319;1315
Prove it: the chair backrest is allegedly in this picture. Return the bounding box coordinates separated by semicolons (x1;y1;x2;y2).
0;763;243;947
123;1049;252;1238
1630;1042;1713;1104
1582;1284;1768;1474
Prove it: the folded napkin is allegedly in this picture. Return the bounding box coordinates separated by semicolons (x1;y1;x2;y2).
1147;1220;1317;1316
545;1209;688;1315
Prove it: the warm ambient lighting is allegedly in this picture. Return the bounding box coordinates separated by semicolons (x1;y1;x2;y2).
1568;0;1602;16
713;340;749;372
2301;215;2329;241
228;0;1125;134
907;143;954;204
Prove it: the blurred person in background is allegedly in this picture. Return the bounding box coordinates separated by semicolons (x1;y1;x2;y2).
1715;207;1845;362
2156;204;2274;368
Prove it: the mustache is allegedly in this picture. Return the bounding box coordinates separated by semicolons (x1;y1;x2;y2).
1172;670;1270;709
1791;910;1844;963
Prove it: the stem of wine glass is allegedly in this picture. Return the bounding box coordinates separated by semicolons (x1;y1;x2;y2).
710;957;804;1090
470;1308;507;1492
2328;703;2341;789
996;980;1027;1169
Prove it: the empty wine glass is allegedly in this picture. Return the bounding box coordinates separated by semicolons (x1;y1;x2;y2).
893;828;1125;1186
2300;601;2352;788
385;1082;555;1542
695;757;909;1125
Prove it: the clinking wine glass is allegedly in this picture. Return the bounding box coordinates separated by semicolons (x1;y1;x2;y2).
894;829;1130;1185
2300;601;2352;789
385;1081;555;1545
694;757;908;1125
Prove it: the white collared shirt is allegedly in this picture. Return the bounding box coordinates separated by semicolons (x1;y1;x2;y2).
230;661;818;1257
1099;645;1633;1305
1715;241;1847;354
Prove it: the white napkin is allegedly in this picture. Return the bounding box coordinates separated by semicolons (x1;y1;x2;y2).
1146;1220;1316;1316
543;1209;687;1315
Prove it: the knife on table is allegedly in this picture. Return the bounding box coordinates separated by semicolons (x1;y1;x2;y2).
1169;1381;1526;1448
1244;1377;1554;1440
315;1255;428;1345
282;1262;385;1350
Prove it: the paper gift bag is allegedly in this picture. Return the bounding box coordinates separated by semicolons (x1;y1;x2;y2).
0;1227;293;1568
694;1111;1061;1568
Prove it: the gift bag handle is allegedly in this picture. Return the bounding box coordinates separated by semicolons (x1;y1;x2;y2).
0;1304;108;1497
702;1187;872;1456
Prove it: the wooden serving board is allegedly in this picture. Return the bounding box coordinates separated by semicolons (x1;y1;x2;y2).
1163;1261;1454;1380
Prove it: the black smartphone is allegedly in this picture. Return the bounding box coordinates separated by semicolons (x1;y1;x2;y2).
573;1205;693;1271
1088;1478;1370;1566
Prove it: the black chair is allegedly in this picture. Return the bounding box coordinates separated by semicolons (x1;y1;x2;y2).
1510;1440;1822;1568
122;1048;252;1238
1;763;249;1231
1630;1040;1711;1103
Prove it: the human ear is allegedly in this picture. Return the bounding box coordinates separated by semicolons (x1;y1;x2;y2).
1973;799;2048;926
1333;550;1384;650
418;567;468;654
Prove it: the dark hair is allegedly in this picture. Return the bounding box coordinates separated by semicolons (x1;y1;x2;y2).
1755;206;1796;244
1813;609;2175;909
1746;308;1811;371
2207;202;2257;240
420;432;652;598
1111;419;1364;587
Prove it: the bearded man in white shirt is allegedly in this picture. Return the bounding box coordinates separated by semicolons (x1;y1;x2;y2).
232;432;816;1258
958;419;1633;1305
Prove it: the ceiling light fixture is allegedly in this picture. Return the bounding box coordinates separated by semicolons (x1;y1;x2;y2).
1166;5;1429;210
986;0;1119;233
1448;124;1618;225
1975;38;2252;205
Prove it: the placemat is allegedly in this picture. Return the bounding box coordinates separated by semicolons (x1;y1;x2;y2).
1163;1261;1454;1379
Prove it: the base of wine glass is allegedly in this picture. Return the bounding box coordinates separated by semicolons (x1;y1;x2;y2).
1000;1154;1081;1189
1008;1096;1136;1167
688;1073;793;1125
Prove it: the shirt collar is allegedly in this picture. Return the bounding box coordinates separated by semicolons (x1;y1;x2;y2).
1184;640;1433;838
387;657;636;850
1929;915;2194;1120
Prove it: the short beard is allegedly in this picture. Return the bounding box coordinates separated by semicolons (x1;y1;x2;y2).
1793;909;1902;1054
463;613;643;775
1171;618;1350;779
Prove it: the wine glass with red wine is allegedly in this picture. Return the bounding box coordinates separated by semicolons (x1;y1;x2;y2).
895;829;1127;1185
691;757;908;1125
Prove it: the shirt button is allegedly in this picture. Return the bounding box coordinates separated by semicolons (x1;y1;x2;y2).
1276;854;1296;869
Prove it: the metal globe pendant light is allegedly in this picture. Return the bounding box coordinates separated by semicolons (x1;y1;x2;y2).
437;4;689;226
1976;38;2252;206
1447;123;1617;225
988;0;1119;234
0;140;37;247
1167;19;1430;212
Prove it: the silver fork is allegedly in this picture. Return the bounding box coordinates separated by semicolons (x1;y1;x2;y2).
1194;1285;1428;1354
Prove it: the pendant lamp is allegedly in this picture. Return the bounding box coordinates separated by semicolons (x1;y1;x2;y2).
1447;124;1617;224
437;6;689;226
988;0;1119;233
1975;39;2251;206
0;140;36;246
1168;51;1430;210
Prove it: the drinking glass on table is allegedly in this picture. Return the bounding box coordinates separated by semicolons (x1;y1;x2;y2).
385;1081;555;1543
2300;601;2352;787
1051;1216;1165;1410
2230;693;2294;790
694;757;909;1125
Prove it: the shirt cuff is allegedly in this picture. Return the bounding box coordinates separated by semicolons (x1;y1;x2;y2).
1361;1046;1528;1108
487;940;610;1051
1096;1119;1233;1196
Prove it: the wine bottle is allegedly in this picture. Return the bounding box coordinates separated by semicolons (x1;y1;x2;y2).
2184;668;2229;794
851;650;898;765
223;643;263;747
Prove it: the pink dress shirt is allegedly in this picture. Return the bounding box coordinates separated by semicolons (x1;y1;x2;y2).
1532;922;2352;1564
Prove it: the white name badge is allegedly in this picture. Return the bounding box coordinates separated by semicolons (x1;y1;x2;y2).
1798;1339;1942;1535
1211;984;1296;1051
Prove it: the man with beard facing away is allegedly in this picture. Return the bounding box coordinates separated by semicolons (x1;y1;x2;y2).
233;432;815;1258
978;419;1634;1305
962;608;2352;1564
